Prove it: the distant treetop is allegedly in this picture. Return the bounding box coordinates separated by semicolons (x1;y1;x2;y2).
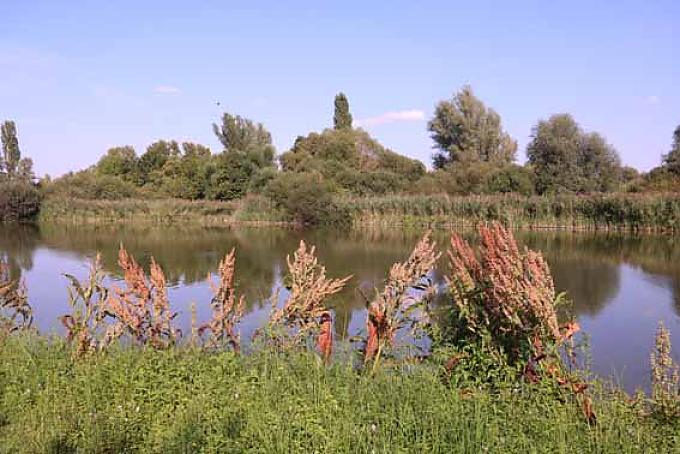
333;93;353;130
428;85;516;168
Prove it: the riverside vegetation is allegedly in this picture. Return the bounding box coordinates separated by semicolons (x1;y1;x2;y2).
1;224;679;452
3;88;680;230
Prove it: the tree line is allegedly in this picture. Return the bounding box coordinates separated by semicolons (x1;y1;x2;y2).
2;87;680;222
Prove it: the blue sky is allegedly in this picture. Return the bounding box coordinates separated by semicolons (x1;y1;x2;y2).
1;1;678;177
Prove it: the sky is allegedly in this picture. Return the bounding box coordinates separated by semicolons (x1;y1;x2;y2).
1;1;678;177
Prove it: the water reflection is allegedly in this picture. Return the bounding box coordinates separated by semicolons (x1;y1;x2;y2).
2;223;680;390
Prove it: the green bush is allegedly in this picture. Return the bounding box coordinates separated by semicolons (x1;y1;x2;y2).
265;172;349;225
0;180;42;221
45;171;140;200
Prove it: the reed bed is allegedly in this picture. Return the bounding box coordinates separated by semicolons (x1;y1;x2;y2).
341;193;680;232
37;193;680;232
38;195;288;225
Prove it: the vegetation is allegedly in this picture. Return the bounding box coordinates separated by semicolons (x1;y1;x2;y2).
333;92;353;130
2;90;680;227
1;225;679;451
342;193;680;231
0;120;39;221
38;195;287;225
428;85;517;168
527;114;622;194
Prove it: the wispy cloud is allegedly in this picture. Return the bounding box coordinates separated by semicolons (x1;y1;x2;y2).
646;95;660;105
356;109;425;127
154;85;182;95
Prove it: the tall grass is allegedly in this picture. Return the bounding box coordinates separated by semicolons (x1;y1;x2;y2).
340;193;680;232
38;195;287;225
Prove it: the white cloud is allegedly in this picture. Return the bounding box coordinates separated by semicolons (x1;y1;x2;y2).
154;85;182;95
646;95;660;105
356;109;425;127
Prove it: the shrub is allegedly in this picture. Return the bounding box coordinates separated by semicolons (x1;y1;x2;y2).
45;171;140;200
265;172;350;225
0;180;42;221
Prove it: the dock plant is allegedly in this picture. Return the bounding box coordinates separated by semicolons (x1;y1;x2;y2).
650;321;680;420
270;240;351;360
59;254;111;356
103;246;179;349
0;260;32;337
363;232;440;371
198;248;245;353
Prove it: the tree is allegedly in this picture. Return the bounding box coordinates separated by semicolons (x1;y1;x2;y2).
662;125;680;175
333;93;352;130
207;151;256;201
527;114;622;194
212;113;273;153
155;142;212;199
428;86;516;168
17;158;35;183
138;140;180;184
96;146;138;182
1;121;21;178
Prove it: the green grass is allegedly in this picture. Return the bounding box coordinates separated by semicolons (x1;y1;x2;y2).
340;193;680;232
1;335;678;453
38;195;287;226
38;193;680;232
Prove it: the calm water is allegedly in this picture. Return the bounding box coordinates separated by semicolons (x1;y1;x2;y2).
2;223;680;391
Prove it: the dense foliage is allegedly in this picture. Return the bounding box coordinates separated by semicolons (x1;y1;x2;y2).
428;85;516;168
527;114;623;194
0;120;39;221
0;180;42;221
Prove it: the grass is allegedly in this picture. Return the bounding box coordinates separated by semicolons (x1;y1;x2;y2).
38;195;287;226
0;336;678;453
38;192;680;232
340;193;680;232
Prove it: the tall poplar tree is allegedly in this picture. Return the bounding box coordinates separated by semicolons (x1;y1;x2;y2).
1;121;21;178
333;93;352;130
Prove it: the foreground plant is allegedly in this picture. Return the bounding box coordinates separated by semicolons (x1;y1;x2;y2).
650;321;680;420
59;254;112;356
442;223;593;421
0;261;32;336
445;223;570;364
363;232;440;371
270;240;351;362
103;246;179;349
198;248;245;352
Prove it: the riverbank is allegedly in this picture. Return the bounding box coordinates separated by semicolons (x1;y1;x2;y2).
37;195;288;226
36;193;680;232
0;336;677;453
